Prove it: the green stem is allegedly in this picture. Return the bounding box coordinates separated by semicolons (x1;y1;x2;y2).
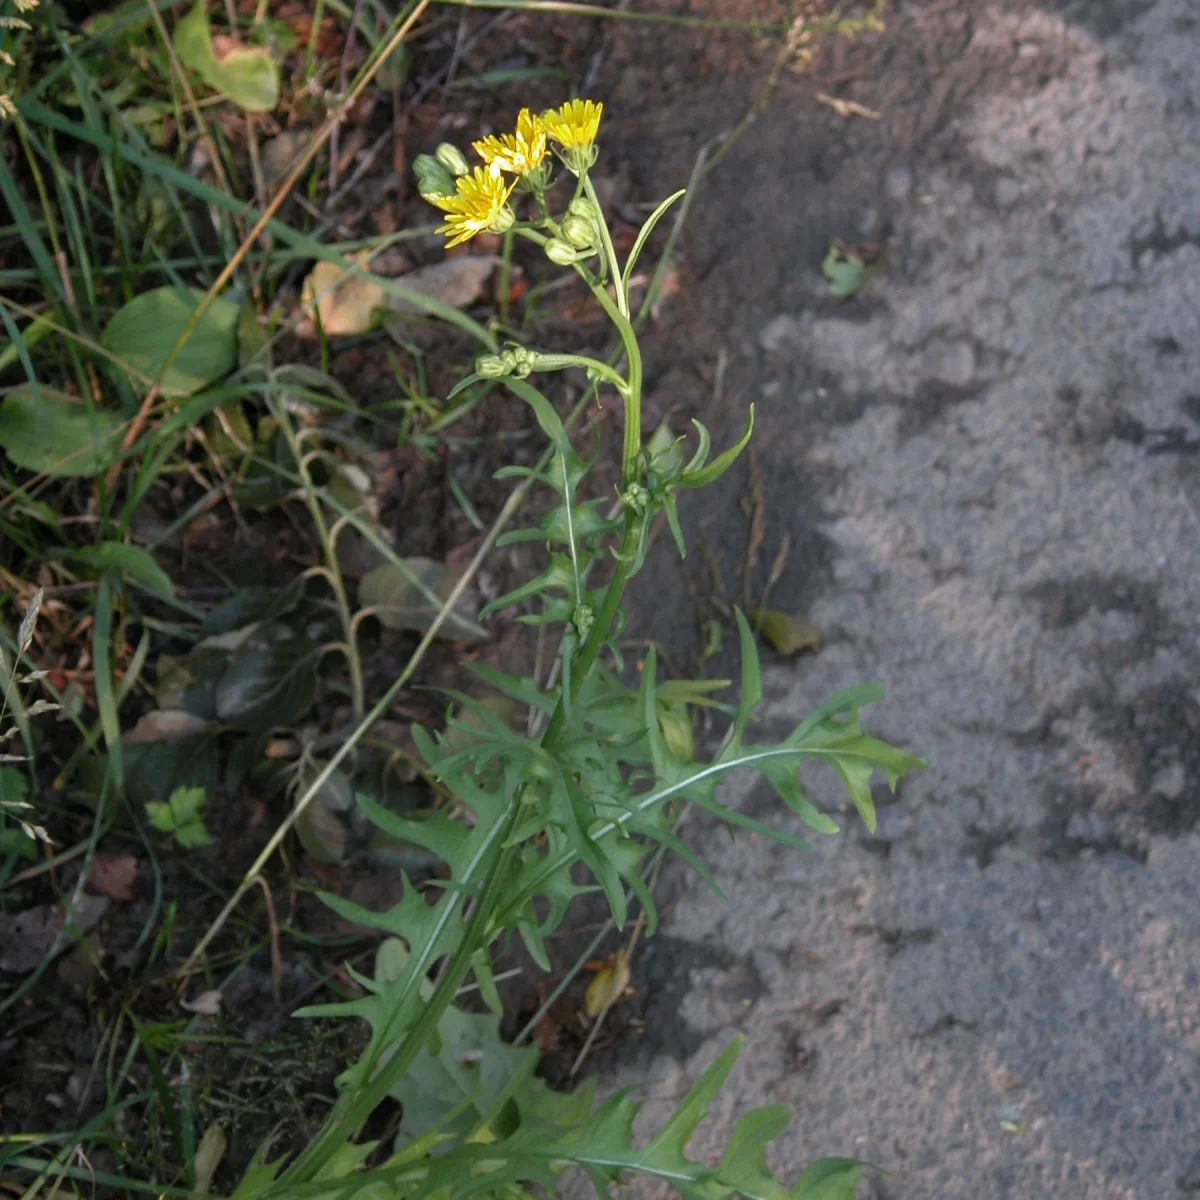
530;353;629;394
538;287;643;748
278;826;522;1185
584;174;628;319
586;283;643;487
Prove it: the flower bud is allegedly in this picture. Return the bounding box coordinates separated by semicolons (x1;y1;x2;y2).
434;142;470;177
621;483;650;515
573;604;595;639
475;354;509;379
567;196;599;222
545;238;579;266
487;205;515;236
561;213;596;249
413;154;455;199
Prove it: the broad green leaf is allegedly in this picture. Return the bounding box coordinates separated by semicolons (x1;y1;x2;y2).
121;731;222;809
72;541;175;599
196;577;305;638
388;996;542;1144
146;784;210;848
0;388;124;478
101;286;239;399
792;1157;870;1198
359;559;487;643
174;1;280;113
213;636;318;729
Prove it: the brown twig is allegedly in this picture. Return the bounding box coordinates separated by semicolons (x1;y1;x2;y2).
252;875;284;1006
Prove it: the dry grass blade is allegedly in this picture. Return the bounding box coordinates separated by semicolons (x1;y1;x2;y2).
17;587;43;658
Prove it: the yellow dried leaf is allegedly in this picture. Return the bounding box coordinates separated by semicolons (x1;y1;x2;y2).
584;949;631;1018
302;260;385;337
750;609;822;656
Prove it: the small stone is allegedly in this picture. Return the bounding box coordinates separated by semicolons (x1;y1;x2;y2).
1066;811;1110;844
885;165;913;200
923;339;977;387
758;314;804;354
1151;762;1186;800
1180;1149;1200;1192
994;178;1022;208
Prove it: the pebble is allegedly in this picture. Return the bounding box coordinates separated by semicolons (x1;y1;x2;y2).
885;164;913;200
923;338;977;387
1150;762;1186;800
994;177;1022;208
758;314;804;354
1181;1150;1200;1192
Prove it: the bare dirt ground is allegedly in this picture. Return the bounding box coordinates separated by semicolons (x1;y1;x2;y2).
586;0;1200;1195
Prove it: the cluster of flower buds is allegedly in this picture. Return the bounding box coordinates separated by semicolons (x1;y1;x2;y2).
544;196;602;265
414;143;471;201
475;345;542;380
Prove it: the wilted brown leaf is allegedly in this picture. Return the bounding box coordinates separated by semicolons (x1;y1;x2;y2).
0;895;108;974
584;949;631;1018
86;854;137;902
181;989;223;1015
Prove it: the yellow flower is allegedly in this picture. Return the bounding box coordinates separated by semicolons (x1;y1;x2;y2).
542;99;603;150
428;166;516;247
473;108;548;178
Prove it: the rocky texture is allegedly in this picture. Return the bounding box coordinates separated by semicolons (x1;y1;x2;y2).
604;0;1200;1195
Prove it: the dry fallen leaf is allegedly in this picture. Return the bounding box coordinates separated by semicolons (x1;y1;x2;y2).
122;709;210;745
385;256;498;316
181;989;223;1016
750;609;822;656
584;948;631;1019
194;1124;227;1194
302;260;385;337
0;894;108;974
86;854;137;902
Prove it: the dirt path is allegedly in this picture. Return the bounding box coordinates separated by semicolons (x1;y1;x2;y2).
598;1;1200;1195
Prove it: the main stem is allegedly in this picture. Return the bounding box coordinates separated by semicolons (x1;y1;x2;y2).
541;283;643;749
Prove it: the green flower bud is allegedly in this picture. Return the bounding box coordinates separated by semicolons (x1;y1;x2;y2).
476;354;509;379
573;604;595;639
546;238;579;266
621;483;650;515
561;213;596;249
567;196;599;223
434;142;470;177
488;205;515;236
413;154;455;199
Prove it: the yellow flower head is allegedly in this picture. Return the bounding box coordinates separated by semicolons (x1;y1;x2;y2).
428;166;516;247
473;108;548;178
542;99;603;174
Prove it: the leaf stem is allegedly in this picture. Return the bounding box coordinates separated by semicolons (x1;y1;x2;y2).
584;175;628;319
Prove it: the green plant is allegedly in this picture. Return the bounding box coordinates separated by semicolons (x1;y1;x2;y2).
146;783;210;848
217;101;923;1200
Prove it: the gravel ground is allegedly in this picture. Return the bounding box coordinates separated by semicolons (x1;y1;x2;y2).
603;1;1200;1195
